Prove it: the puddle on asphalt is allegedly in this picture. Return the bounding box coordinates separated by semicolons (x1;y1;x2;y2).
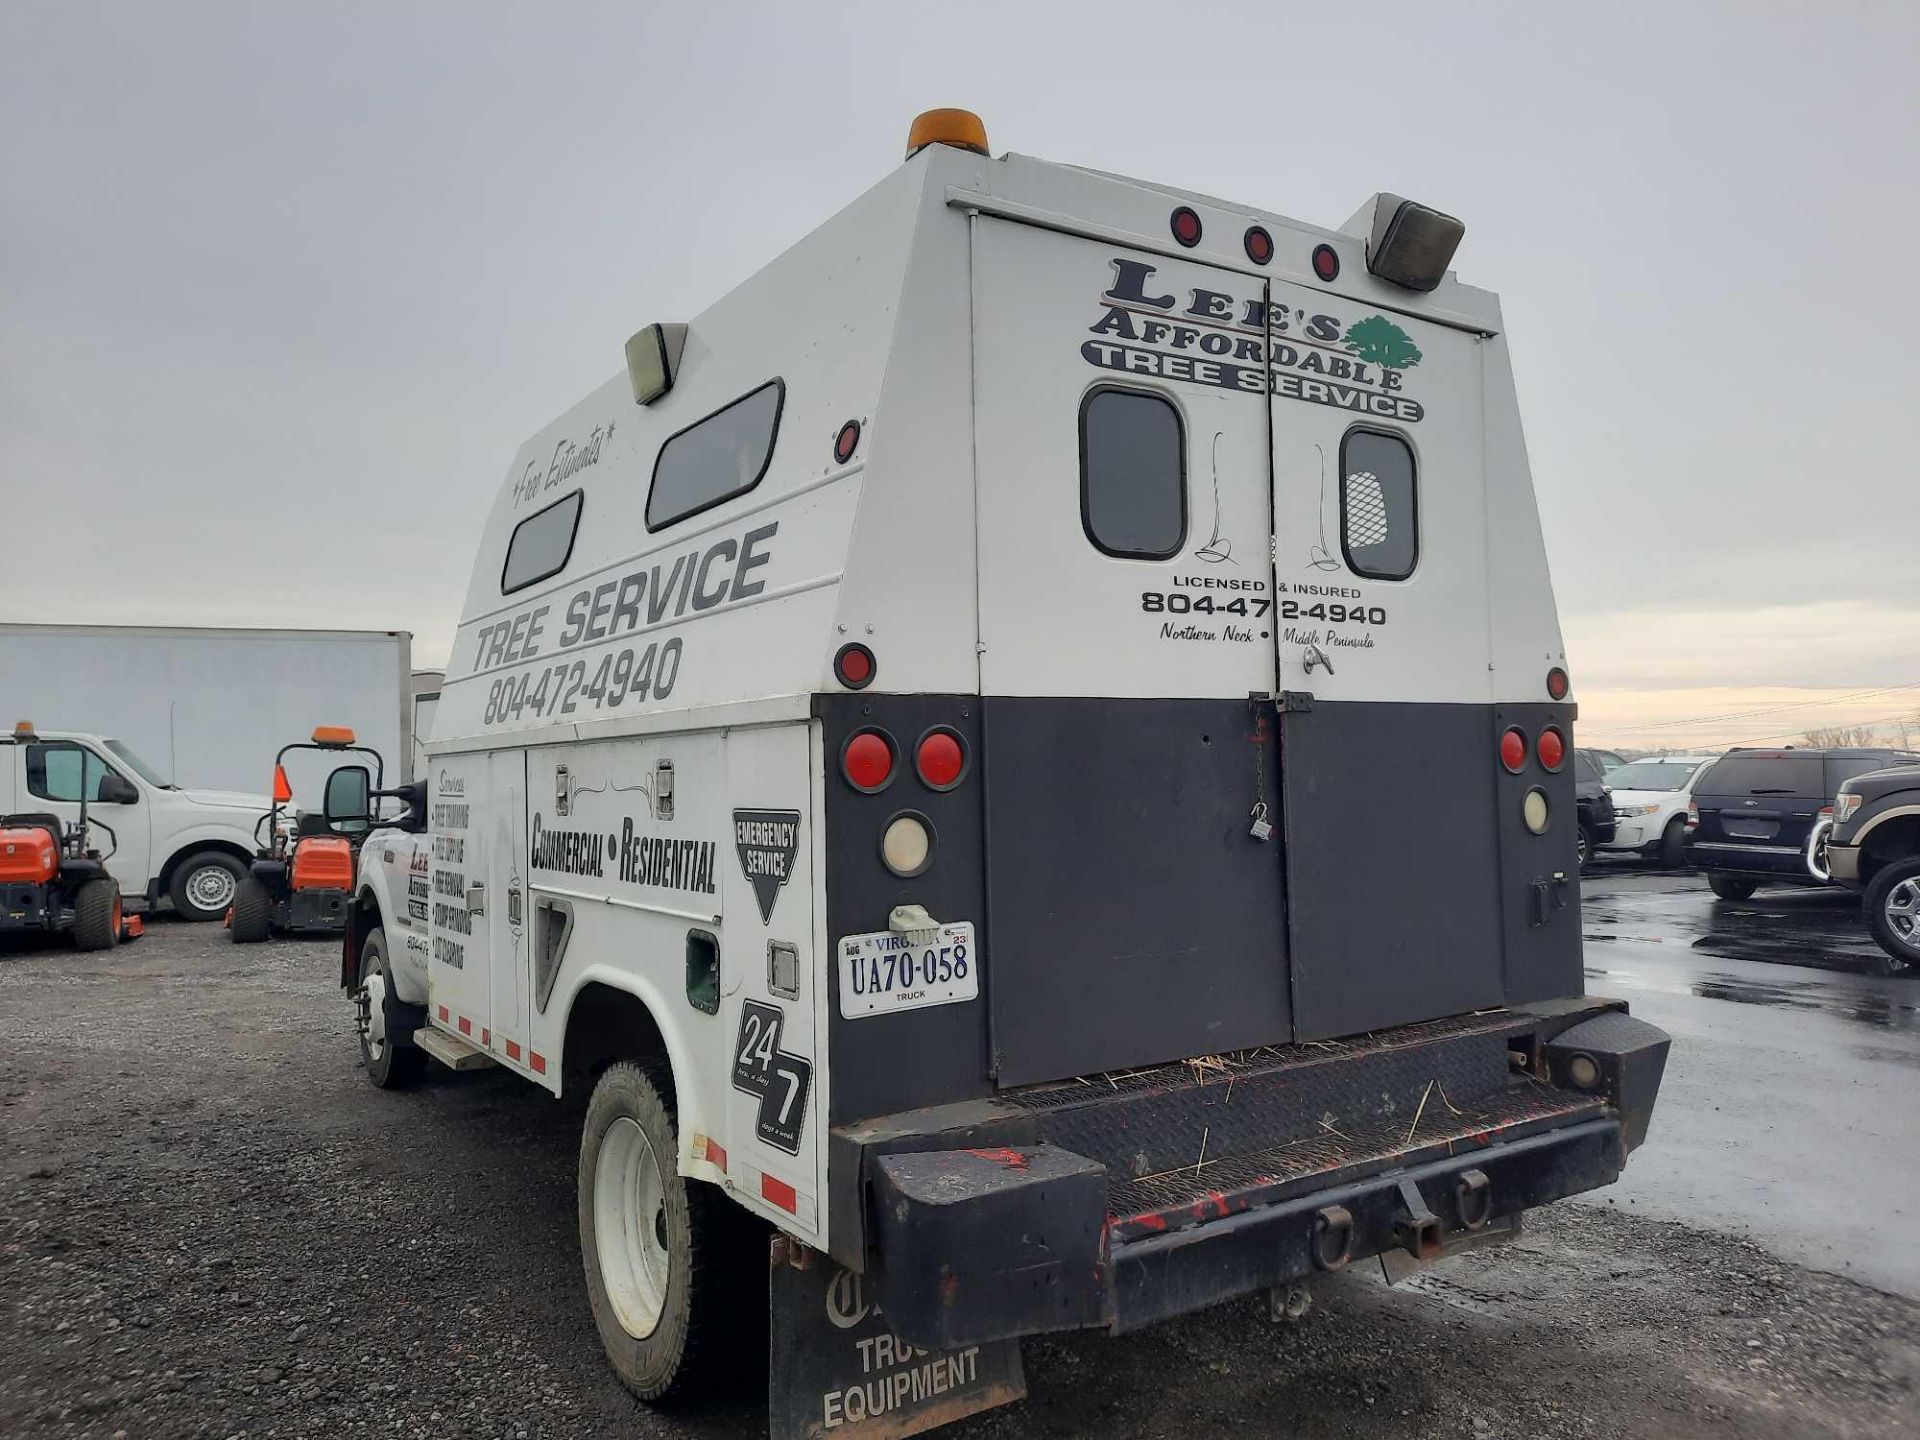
1584;963;1919;1030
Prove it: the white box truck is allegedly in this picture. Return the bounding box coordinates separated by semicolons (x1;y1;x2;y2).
324;109;1671;1438
1;624;414;920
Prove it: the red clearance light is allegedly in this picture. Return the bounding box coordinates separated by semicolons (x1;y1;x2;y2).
833;642;876;690
1312;244;1340;282
1546;667;1570;701
1537;728;1566;772
1499;727;1527;774
1170;207;1202;248
1244;226;1274;265
842;730;895;792
833;419;861;465
915;728;967;790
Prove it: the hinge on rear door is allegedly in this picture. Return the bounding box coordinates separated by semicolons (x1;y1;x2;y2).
1279;691;1315;713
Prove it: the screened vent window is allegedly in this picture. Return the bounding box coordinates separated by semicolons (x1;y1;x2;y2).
646;379;784;531
1080;387;1186;560
1340;429;1418;580
501;490;584;594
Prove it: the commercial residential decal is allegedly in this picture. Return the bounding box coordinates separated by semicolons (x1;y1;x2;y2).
1082;258;1426;422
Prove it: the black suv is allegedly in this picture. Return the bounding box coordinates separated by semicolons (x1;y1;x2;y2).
1828;763;1920;975
1573;748;1616;868
1685;747;1917;900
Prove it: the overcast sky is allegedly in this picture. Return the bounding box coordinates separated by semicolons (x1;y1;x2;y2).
4;1;1915;749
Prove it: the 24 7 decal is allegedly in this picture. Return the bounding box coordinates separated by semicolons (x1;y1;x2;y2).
731;1000;812;1155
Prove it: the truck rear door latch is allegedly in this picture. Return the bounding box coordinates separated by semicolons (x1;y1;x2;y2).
1528;874;1571;927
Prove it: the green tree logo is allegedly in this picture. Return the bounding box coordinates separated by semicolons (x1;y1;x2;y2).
1341;315;1423;373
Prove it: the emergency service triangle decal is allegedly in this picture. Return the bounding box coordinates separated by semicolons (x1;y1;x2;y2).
734;809;800;923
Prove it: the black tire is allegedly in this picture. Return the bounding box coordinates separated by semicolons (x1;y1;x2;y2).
229;877;273;943
578;1061;757;1403
168;850;248;923
1658;817;1688;870
1709;874;1758;901
358;927;428;1087
1863;858;1920;978
1576;821;1594;869
71;879;121;952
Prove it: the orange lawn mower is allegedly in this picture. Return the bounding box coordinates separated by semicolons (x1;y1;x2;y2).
1;725;144;950
228;726;381;943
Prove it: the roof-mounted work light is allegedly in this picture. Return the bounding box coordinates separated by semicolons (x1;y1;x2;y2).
906;108;989;159
1357;193;1464;293
625;322;688;406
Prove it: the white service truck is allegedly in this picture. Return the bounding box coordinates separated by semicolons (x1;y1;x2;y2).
1;723;269;921
327;109;1671;1438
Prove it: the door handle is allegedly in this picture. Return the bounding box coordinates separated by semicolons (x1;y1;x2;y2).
466;882;486;916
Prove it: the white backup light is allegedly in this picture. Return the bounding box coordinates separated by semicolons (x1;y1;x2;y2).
881;814;932;877
1522;788;1551;835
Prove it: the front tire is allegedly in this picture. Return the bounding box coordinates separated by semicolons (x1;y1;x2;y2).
1863;859;1920;977
1709;874;1758;901
229;877;272;943
578;1062;749;1402
169;851;247;922
71;879;121;951
358;927;427;1087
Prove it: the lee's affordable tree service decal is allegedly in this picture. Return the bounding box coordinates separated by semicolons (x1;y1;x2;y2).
1082;258;1427;422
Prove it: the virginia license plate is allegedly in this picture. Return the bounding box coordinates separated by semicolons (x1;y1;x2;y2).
837;923;977;1019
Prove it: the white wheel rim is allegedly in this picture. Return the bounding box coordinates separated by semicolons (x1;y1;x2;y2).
595;1116;671;1338
186;863;237;911
362;969;388;1060
1886;878;1920;959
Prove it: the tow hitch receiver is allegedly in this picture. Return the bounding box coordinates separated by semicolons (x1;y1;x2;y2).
1393;1178;1443;1262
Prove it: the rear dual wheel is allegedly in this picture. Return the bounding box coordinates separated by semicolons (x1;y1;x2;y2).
578;1062;762;1402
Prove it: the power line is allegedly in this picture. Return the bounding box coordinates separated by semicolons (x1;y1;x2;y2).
1713;712;1920;749
1627;680;1920;731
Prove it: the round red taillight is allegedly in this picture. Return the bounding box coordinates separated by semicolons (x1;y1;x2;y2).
915;728;966;791
834;419;861;465
1499;727;1527;774
1546;667;1570;701
842;730;894;792
1312;244;1340;282
833;642;875;690
1170;206;1202;247
1244;225;1274;265
1538;728;1566;772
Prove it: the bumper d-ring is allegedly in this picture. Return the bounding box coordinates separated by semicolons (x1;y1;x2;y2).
1312;1204;1354;1271
1456;1168;1492;1230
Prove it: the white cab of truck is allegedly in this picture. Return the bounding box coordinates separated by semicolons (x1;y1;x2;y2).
1;724;271;920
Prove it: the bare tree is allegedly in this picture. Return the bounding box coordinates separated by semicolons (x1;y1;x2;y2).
1801;724;1883;748
1885;711;1920;749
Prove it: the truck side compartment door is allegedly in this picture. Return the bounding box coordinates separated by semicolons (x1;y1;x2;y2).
427;755;490;1043
489;749;531;1061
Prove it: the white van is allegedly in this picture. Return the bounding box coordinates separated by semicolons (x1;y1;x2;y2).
1;724;268;920
334;110;1671;1437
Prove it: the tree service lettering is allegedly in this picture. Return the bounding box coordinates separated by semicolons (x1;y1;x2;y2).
470;522;777;673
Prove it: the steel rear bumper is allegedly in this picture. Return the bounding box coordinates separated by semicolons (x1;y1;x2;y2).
840;1006;1669;1353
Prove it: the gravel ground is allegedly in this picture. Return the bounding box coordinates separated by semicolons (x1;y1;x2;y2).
3;921;1916;1440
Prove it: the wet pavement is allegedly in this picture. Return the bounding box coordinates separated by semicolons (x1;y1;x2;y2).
1578;861;1920;1298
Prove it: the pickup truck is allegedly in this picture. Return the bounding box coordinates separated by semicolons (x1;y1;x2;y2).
1829;763;1920;976
0;724;271;921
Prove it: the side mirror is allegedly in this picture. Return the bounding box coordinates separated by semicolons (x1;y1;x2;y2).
97;773;140;805
323;765;372;833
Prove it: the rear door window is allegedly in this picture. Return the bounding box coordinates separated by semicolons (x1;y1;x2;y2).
1340;428;1418;580
502;490;584;594
1694;754;1825;796
646;380;784;531
1080;387;1186;560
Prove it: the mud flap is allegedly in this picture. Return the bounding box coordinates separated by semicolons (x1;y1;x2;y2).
769;1238;1026;1440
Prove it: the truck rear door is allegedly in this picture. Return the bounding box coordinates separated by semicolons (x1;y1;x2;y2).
970;216;1289;1086
1265;284;1505;1038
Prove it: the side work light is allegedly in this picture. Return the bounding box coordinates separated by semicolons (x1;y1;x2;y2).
1359;193;1465;293
625;322;688;406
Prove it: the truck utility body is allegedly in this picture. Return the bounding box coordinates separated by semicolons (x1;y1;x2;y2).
339;113;1668;1434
